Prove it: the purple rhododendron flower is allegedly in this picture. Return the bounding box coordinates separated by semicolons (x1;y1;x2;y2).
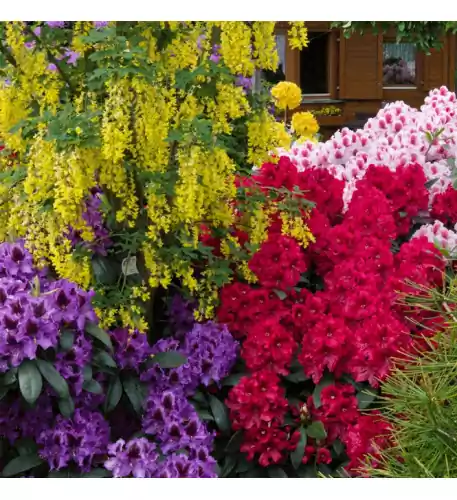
67;188;112;256
46;22;65;28
111;328;151;372
94;21;109;29
105;438;159;478
38;409;110;471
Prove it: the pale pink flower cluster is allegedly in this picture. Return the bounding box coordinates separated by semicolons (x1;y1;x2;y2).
278;86;457;211
412;220;457;257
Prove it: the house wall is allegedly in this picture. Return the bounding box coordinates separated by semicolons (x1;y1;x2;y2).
278;22;457;139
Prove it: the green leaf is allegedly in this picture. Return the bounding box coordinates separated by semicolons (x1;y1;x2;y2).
221;373;245;386
225;430;244;453
36;359;69;399
58;396;75;418
196;409;214;421
105;376;123;413
83;379;103;394
268;466;288;478
307;420;327;440
82;365;93;382
357;388;377;409
296;464;317;478
313;373;334;408
2;452;44;477
208;395;231;434
59;330;75;351
0;387;8;401
221;454;237;478
1;368;17;386
123;375;146;415
332;439;345;456
93;350;117;369
80;468;110;478
18;361;43;405
291;428;307;469
86;322;113;351
425;178;438;189
273;289;287;300
15;438;38;456
153;351;187;369
284;371;309;383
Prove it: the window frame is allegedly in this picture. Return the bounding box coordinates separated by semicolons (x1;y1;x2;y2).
381;36;421;90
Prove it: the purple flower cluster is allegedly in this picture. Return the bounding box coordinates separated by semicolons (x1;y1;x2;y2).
55;331;92;395
106;312;238;478
111;328;151;372
235;75;254;93
67;188;112;256
38;409;110;471
142;320;238;394
105;438;159;478
0;393;54;444
183;321;238;387
0;242;98;373
143;390;214;452
210;44;221;64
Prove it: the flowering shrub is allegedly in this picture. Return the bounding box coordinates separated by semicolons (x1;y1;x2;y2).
0;241;239;477
210;88;457;478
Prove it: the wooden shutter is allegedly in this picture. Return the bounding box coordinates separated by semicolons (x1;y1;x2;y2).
339;30;382;99
423;38;449;91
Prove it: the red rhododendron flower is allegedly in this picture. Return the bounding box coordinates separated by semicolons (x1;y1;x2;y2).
248;235;308;291
242;317;297;375
226;370;288;430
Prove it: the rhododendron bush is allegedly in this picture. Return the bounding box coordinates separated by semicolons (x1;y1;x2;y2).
206;86;457;478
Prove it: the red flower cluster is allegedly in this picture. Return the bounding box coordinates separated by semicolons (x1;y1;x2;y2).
431;185;457;225
219;155;448;475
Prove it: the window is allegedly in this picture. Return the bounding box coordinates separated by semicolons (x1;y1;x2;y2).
300;32;329;95
383;42;417;87
261;34;287;85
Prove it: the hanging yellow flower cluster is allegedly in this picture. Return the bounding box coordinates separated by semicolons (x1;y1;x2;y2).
0;21;312;327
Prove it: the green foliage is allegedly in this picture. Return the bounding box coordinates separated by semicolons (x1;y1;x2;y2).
333;22;457;53
366;275;457;477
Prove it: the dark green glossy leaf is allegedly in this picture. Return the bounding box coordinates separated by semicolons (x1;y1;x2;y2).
80;468;110;478
268;466;288;478
291;428;307;469
36;359;69;399
284;370;309;383
307;420;327;440
196;409;214;421
221;373;245;387
2;452;44;477
1;368;17;386
209;395;231;435
83;379;103;394
82;365;93;382
273;289;287;300
357;388;377;409
153;351;187;369
15;438;38;456
59;330;75;351
225;430;244;453
296;464;317;478
86;322;113;351
93;350;117;369
220;454;237;478
332;439;345;456
123;375;146;415
105;376;122;413
18;361;43;405
58;396;75;418
312;373;334;408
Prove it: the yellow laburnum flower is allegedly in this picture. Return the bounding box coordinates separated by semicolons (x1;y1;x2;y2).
288;22;309;50
271;81;302;111
291;111;319;137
